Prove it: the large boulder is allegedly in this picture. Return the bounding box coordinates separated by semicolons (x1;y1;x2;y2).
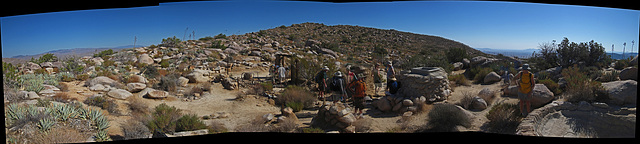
619;67;637;81
127;83;147;93
86;76;119;87
89;84;106;91
471;96;488;110
221;78;236;90
107;89;133;100
178;77;189;87
128;75;148;84
530;84;555;108
186;71;210;83
601;80;637;106
396;67;451;102
137;54;154;65
139;88;169;99
504;84;554;108
483;71;501;84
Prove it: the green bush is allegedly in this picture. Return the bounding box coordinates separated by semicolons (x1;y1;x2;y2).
424;104;471;132
485;103;522;134
448;74;470;87
537;78;561;95
175;114;207;132
93;49;114;59
160;59;170;68
561;66;608;103
146;103;182;134
30;53;58;64
83;96;119;114
285;102;304;112
471;67;493;84
445;47;468;63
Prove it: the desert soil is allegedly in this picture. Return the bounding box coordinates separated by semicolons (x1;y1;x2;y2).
61;68;521;137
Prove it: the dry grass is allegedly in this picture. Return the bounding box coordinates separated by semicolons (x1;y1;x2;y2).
208;121;229;134
51;92;77;103
30;125;92;144
456;91;475;110
120;120;151;140
127;96;150;115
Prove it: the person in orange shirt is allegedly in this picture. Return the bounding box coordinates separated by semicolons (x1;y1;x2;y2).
514;64;535;116
348;73;367;118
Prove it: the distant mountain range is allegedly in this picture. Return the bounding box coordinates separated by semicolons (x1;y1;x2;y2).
476;47;638;60
3;45;145;65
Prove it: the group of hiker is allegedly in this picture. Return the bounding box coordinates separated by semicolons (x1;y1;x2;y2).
314;61;402;116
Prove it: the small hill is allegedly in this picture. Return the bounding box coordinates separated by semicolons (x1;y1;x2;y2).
242;22;487;66
5;47;136;65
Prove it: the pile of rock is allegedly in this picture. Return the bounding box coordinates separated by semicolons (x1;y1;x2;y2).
395;67;452;103
372;95;426;113
310;102;358;133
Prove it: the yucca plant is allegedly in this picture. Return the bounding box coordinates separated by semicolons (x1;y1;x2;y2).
37;117;56;132
95;116;110;131
94;130;112;142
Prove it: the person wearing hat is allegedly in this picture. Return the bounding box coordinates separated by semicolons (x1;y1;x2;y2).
331;71;347;103
315;66;330;100
385;77;401;97
514;64;535;116
385;61;396;91
348;73;367;117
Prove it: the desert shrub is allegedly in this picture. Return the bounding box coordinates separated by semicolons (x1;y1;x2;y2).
76;74;90;81
160;59;170;68
445;47;469;63
536;71;550;81
29;53;58;64
260;82;274;92
561;66;608;103
456;91;475;110
154;74;179;93
234;115;273;132
160;36;182;47
208;121;229;134
272;118;299;132
141;64;159;78
424;103;471;132
18;74;46;93
485;103;523;134
601;70;619;82
276;85;316;110
175;114;208;132
127;97;150;115
353;118;373;133
537;78;562;95
613;59;630;70
51;92;77;103
448;74;470;87
146;103;183;135
285;102;304;112
183;85;204;97
470;67;493;84
83;96;119;114
94;49;115;58
121;120;151;140
301;127;325;133
3;61;20;81
31;125;92;144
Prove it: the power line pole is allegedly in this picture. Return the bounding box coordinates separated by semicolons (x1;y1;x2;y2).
133;36;137;49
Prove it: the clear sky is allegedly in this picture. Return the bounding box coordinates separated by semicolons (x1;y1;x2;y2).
2;0;639;58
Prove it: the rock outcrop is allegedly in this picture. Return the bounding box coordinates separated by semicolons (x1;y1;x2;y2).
396;67;451;103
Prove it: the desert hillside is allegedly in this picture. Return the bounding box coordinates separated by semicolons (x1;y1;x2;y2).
4;22;637;142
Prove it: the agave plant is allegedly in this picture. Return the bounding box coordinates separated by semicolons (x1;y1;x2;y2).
95;115;110;131
94;130;112;142
5;103;25;121
37;117;56;132
52;104;78;121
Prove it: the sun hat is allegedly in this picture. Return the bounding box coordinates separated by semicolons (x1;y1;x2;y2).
335;71;343;77
520;64;531;70
323;66;329;71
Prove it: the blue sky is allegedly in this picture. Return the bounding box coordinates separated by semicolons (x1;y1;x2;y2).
2;0;639;58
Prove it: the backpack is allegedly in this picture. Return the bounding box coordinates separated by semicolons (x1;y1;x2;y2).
389;81;401;94
330;77;342;91
518;71;533;93
315;72;325;84
350;80;366;98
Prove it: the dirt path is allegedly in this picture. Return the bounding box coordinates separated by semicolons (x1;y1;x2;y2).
60;66;521;136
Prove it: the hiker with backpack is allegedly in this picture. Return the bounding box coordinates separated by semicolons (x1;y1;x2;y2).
348;73;367;118
385;77;401;97
330;71;347;103
514;64;535;116
386;61;396;90
372;63;383;96
316;66;330;100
